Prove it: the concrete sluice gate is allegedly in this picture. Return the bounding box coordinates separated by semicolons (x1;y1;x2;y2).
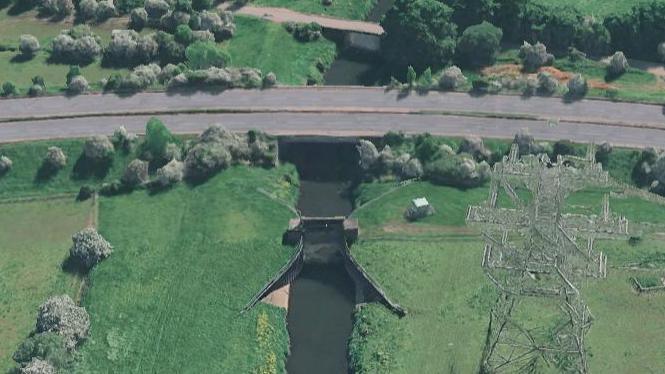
244;136;403;374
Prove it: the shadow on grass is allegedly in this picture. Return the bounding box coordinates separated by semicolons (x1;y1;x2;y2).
72;154;112;180
9;53;34;63
7;0;36;15
61;256;89;276
34;163;59;183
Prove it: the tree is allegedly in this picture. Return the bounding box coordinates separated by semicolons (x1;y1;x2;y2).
458;135;491;161
116;0;145;14
66;65;81;85
51;26;102;64
105;30;158;67
381;0;457;73
263;72;277;88
78;0;98;21
185;41;231;69
130;7;148;30
84;135;114;160
357;139;379;171
36;294;90;350
155;159;185;187
20;358;56;374
13;332;72;370
519;41;554;72
406;66;417;87
143;117;175;161
68;228;113;270
575;16;610;56
608;51;629;77
174;24;194;45
442;0;497;30
537;71;558;95
122;159;149;186
425;154;490;187
456;22;503;67
418;67;433;88
144;0;169;19
44;146;67;170
184;142;232;180
96;0;117;21
414;134;440;163
567;74;587;98
1;81;17;96
400;157;424;179
192;0;213;11
19;34;41;57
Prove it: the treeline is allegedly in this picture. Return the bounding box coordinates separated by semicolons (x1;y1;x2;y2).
381;0;665;74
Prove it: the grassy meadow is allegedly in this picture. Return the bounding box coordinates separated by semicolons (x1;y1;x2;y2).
0;198;92;372
73;165;300;373
349;168;665;373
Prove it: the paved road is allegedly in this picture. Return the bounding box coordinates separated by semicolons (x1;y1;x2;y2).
1;88;664;148
219;4;384;35
1;88;663;127
3;112;665;149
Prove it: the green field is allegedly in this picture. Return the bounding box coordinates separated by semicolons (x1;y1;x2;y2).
73;165;299;373
252;0;377;20
0;198;91;372
529;0;654;17
349;177;665;373
225;15;337;85
0;138;136;199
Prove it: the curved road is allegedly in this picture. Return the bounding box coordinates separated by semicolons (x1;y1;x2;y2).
1;87;664;148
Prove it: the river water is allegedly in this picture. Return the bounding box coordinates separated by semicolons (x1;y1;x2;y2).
279;137;359;374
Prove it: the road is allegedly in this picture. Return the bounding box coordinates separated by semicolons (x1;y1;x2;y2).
219;4;384;35
0;88;664;148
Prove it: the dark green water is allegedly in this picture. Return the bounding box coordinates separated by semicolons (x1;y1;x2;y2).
279;137;358;374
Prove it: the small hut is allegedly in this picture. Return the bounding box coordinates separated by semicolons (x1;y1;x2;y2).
404;197;435;221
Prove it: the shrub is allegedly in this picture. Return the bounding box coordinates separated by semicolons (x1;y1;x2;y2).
116;0;145;14
414;134;440;163
130;7;148;30
458;135;491;161
67;75;89;94
198;125;250;160
471;77;490;93
51;26;102;64
552;140;576;158
456;22;502;68
154;31;186;64
44;146;67;170
105;30;158;67
595;142;612;165
144;0;169;19
262;72;277;88
567;74;587;98
28;85;45;97
160;10;192;33
65;65;81;85
184;141;232;180
0;155;13;174
2;81;18;96
357;139;379;171
78;0;98;21
425;154;490;188
111;125;137;150
513;130;549;156
291;22;322;42
185;41;231;69
84;135;114;160
13;332;71;370
36;294;90;350
96;0;117;21
19;34;41;57
175;24;194;45
77;185;95;201
121;159;149;187
20;358;56;374
68;228;113;271
536;72;558;95
439;65;466;90
155;159;185;187
608;51;629;77
39;0;74;16
400;157;424;179
519;41;554;73
199;10;235;41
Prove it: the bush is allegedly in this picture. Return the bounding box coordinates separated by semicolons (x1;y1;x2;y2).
471;77;490;93
96;0;117;21
160;10;192;33
357;139;379;171
19;34;41;57
2;81;18;96
67;75;89;94
144;0;169;19
414;134;440;163
111;125;137;151
552;140;576;158
400;157;424;179
199;10;235;41
84;135;114;160
175;24;194;45
262;72;277;88
184;141;232;180
130;7;148;30
567;74;588;98
13;332;71;370
575;16;610;56
513;130;549;156
28;85;45;97
595;142;612;165
439;65;466;90
20;358;56;374
154;159;185;187
78;0;98;21
458;135;491;161
51;26;102;64
289;22;322;42
519;41;554;73
121;159;149;187
456;22;502;68
0;155;13;174
425;154;490;188
185;41;230;69
116;0;145;14
105;30;158;67
537;72;558;95
39;0;74;16
68;228;113;271
36;294;90;350
43;146;67;170
608;51;629;77
77;185;95;201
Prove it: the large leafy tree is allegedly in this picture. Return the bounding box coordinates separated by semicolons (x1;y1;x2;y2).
456;21;503;68
381;0;458;73
442;0;497;29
